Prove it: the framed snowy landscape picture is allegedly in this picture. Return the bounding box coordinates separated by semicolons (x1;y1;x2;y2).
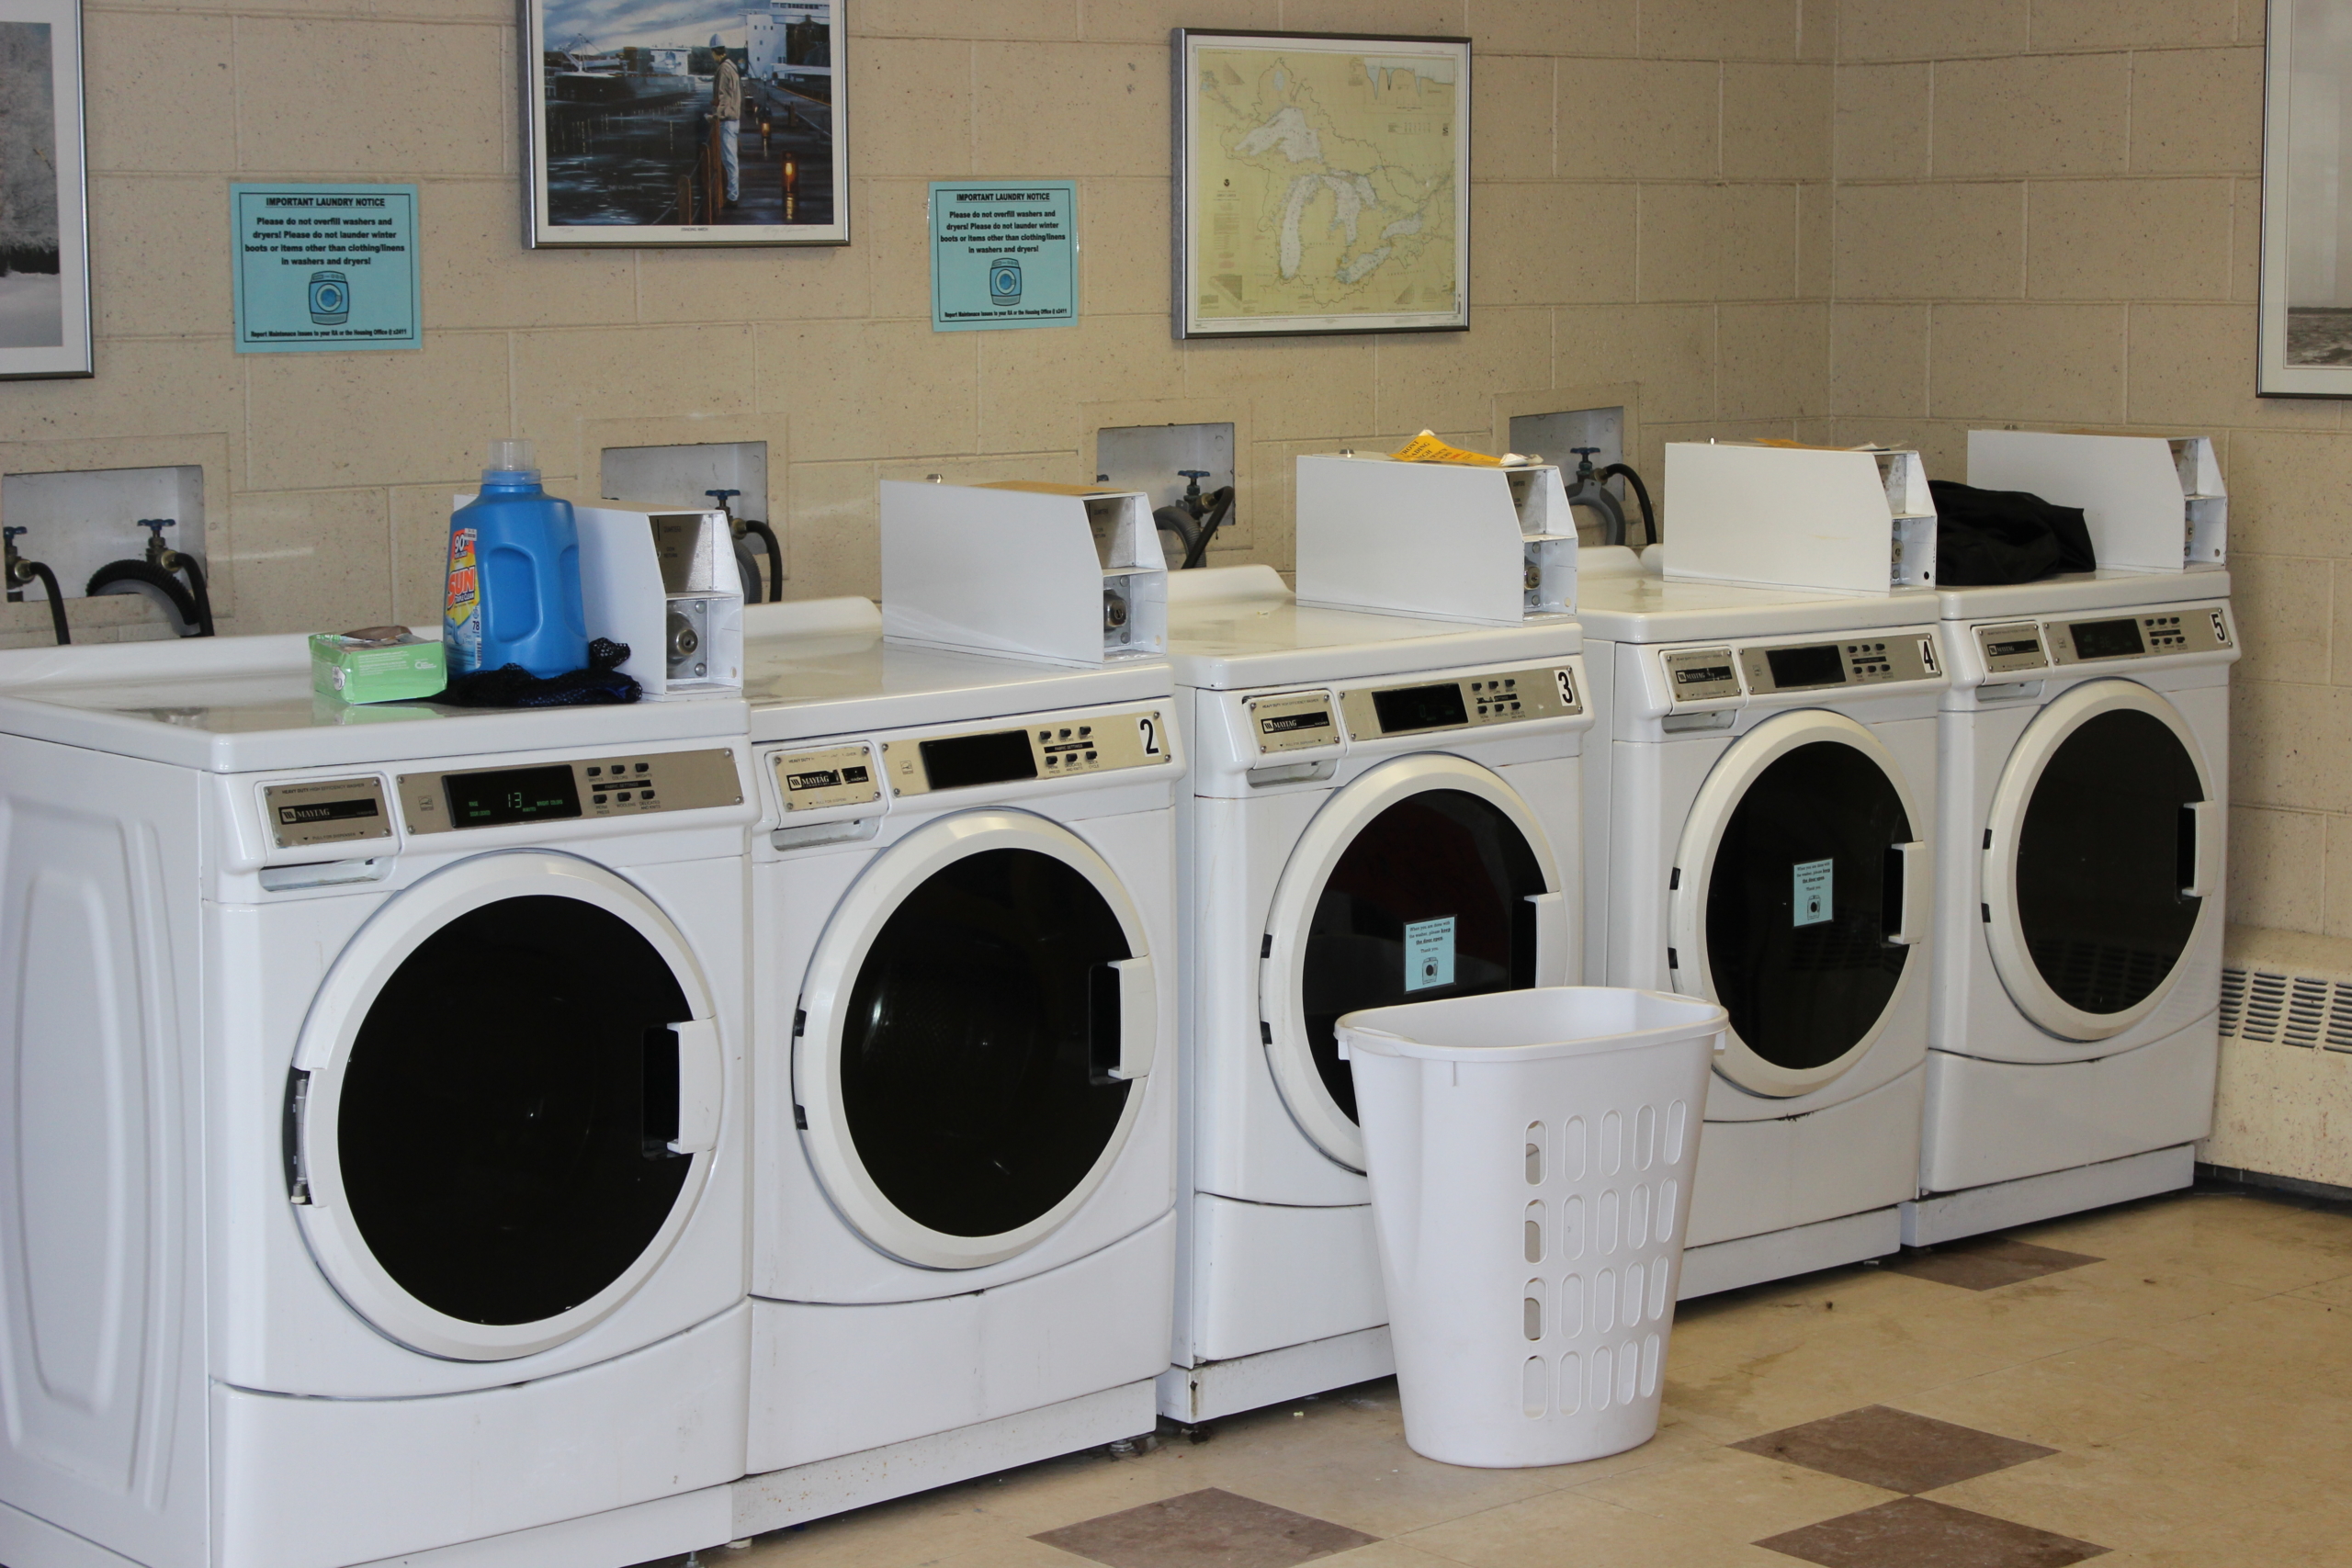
0;0;88;378
1173;29;1470;339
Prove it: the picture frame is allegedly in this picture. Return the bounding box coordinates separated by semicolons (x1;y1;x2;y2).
1172;28;1469;340
523;0;846;248
0;0;89;378
2260;0;2352;395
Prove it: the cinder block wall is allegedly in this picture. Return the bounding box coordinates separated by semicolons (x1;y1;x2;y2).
0;0;1835;648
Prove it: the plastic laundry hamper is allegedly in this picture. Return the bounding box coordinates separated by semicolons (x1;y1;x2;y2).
1338;987;1726;1469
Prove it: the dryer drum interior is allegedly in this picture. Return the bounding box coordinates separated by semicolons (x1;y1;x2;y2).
1703;739;1913;1073
840;846;1136;1237
1300;787;1548;1122
336;894;697;1326
2013;707;2204;1016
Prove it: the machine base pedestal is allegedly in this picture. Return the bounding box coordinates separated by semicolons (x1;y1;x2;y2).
1677;1208;1902;1301
1156;1326;1396;1424
1902;1144;2196;1247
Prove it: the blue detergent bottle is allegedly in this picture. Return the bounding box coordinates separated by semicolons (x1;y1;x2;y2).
443;439;588;679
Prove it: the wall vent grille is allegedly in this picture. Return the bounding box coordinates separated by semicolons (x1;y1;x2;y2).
2219;964;2352;1053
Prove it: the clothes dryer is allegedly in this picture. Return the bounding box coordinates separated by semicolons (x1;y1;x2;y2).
1578;573;1947;1297
1161;567;1589;1423
1907;572;2234;1245
730;598;1182;1534
0;635;754;1568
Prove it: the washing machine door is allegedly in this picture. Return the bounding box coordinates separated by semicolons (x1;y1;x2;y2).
1668;711;1929;1097
1261;754;1567;1172
290;851;722;1361
1984;679;2217;1043
794;808;1156;1270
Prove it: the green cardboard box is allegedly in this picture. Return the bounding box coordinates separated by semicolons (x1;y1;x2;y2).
310;628;447;705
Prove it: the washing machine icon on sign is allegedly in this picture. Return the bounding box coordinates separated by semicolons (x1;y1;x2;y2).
988;257;1023;306
309;270;351;325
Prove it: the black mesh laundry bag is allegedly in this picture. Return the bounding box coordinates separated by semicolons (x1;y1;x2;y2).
1930;480;2098;586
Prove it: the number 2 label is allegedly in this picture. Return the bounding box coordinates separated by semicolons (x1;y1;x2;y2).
1138;714;1163;756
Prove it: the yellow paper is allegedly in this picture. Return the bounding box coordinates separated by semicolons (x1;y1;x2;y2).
1392;430;1502;466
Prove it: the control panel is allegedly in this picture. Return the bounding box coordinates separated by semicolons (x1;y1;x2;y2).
773;743;884;814
1335;662;1581;741
263;776;392;852
400;749;744;835
1661;648;1741;704
1246;690;1340;757
880;708;1173;797
1974;621;2050;675
1738;635;1938;694
2045;604;2233;666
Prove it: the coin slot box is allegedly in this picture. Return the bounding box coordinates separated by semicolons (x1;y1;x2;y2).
1295;453;1578;625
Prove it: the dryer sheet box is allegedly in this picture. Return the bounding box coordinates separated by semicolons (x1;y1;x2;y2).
1966;429;2226;572
1663;441;1938;594
1295;453;1578;624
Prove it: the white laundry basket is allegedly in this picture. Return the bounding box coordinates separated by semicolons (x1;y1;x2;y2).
1339;987;1726;1469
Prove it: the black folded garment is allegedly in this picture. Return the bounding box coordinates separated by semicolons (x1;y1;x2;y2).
1929;479;2097;587
438;637;642;707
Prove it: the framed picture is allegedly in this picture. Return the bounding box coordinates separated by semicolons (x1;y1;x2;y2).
0;0;88;378
2260;0;2352;394
523;0;846;247
1172;28;1468;340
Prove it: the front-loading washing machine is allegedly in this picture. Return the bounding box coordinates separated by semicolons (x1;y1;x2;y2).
729;596;1182;1535
0;634;754;1568
1905;572;2235;1245
1577;572;1948;1297
1160;565;1590;1423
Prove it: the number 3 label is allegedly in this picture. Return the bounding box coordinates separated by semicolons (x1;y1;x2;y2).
1138;714;1163;757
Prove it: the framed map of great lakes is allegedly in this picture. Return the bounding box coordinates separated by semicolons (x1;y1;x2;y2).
1173;29;1469;339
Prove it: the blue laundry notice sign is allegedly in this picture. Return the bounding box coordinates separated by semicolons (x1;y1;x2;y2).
1792;858;1834;928
233;185;421;354
1404;916;1456;992
930;181;1077;332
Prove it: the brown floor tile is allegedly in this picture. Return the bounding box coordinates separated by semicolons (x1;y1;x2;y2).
1731;1405;2055;1495
1754;1496;2108;1568
1033;1487;1378;1568
1879;1238;2102;1292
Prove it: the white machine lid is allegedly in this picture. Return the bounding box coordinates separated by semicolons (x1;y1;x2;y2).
1165;566;1581;689
1577;571;1942;643
1936;567;2230;621
0;630;746;773
743;597;1170;742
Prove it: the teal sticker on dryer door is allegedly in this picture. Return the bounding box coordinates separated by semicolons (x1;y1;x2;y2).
1792;858;1833;927
1404;916;1456;992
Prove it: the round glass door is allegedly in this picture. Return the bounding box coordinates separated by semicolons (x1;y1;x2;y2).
1264;754;1565;1170
1671;713;1927;1097
1984;680;2214;1042
292;852;720;1361
795;810;1155;1269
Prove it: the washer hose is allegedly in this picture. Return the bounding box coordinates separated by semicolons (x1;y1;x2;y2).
1600;463;1657;546
25;560;68;644
175;552;215;637
1181;486;1235;570
86;559;200;636
744;518;783;602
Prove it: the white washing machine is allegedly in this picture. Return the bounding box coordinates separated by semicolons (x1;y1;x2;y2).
0;635;754;1568
1160;566;1589;1423
729;597;1182;1534
1906;571;2235;1245
1577;572;1947;1297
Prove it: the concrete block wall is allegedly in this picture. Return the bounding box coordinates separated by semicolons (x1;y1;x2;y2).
0;0;1836;649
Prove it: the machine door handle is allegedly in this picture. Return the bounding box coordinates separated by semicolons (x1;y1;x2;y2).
2181;800;2222;899
1525;890;1569;983
1886;840;1930;946
1090;956;1156;1083
651;1018;722;1156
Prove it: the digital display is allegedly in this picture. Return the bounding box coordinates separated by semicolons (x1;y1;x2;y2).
1261;711;1332;734
1985;638;2041;660
2070;617;2146;660
1371;682;1469;733
920;729;1039;791
447;764;581;828
1765;644;1847;689
277;796;381;826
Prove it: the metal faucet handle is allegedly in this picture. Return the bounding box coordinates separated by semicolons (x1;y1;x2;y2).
1178;469;1211;480
3;526;23;542
139;517;175;536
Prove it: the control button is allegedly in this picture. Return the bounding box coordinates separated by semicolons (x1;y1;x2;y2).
1039;730;1051;741
1505;677;1516;689
1086;750;1098;761
593;794;608;806
1470;681;1483;692
586;766;603;777
1046;756;1060;767
1079;725;1091;737
636;762;650;773
1058;728;1071;739
615;791;632;802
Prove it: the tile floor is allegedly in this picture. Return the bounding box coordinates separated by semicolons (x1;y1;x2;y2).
662;1183;2352;1568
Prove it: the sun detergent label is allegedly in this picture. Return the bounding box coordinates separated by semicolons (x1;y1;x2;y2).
443;525;481;676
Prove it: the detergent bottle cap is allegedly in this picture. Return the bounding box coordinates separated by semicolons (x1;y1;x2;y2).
483;438;540;485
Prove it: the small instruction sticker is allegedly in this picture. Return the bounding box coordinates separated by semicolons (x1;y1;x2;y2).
1404;916;1456;992
1792;859;1834;928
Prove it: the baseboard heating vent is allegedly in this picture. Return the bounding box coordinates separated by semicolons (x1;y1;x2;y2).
2219;963;2352;1051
